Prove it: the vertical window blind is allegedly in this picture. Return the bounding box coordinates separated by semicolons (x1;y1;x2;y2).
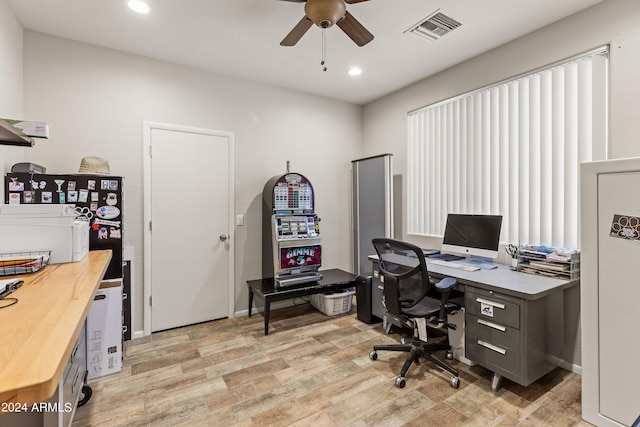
407;48;608;249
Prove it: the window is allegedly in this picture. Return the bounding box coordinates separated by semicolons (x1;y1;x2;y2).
407;47;608;249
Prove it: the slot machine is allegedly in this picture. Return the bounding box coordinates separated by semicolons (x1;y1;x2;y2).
262;171;322;287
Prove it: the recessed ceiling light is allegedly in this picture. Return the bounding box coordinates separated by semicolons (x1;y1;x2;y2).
126;0;151;14
347;67;362;76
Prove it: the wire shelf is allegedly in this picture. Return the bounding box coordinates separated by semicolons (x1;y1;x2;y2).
0;251;51;276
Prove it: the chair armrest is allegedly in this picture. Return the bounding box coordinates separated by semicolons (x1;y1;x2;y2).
434;277;457;290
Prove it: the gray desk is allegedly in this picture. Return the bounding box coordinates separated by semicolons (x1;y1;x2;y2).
369;254;578;391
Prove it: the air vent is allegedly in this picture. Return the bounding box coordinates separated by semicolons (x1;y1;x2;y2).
405;9;462;41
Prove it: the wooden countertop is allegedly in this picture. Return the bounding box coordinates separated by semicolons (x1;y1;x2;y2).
0;250;112;405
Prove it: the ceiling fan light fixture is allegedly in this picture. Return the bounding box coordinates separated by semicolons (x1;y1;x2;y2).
305;0;346;29
126;0;151;14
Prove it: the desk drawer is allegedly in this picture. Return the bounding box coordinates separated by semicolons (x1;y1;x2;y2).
465;288;520;329
466;331;520;378
466;314;520;351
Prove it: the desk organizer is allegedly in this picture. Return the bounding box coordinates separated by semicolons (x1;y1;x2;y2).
517;246;580;280
0;250;51;276
310;289;355;316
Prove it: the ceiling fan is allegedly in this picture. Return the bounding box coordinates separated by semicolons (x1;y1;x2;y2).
279;0;374;47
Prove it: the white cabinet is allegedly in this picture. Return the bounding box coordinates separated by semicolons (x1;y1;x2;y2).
580;158;640;427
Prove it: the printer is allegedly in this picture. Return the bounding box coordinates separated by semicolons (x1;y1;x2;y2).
0;205;89;264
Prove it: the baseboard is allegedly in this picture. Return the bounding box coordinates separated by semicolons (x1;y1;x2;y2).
559;360;582;375
133;330;145;339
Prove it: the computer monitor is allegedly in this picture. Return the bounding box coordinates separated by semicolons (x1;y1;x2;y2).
441;214;503;260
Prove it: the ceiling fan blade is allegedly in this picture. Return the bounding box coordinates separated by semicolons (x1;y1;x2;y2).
336;11;374;46
280;16;313;46
345;0;371;3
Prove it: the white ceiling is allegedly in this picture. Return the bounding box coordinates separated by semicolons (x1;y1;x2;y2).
7;0;602;105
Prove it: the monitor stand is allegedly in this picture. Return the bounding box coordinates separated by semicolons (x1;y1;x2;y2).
465;256;498;269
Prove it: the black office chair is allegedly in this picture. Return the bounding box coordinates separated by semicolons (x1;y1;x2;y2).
369;238;460;389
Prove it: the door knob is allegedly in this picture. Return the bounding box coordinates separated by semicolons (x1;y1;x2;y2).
219;234;228;242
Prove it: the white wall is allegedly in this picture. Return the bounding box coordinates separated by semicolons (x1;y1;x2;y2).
20;31;363;333
0;0;25;202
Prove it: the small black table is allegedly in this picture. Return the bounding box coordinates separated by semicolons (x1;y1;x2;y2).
247;268;357;335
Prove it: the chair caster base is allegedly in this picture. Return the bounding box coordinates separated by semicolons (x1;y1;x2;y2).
369;351;378;361
78;385;93;407
450;376;460;389
446;350;454;360
395;376;406;388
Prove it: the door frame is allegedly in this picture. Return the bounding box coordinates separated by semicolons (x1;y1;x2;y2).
142;121;235;336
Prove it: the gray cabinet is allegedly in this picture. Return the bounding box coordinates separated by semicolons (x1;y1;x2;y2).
352;154;393;275
464;286;563;391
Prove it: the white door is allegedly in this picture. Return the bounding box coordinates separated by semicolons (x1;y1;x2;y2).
144;122;234;333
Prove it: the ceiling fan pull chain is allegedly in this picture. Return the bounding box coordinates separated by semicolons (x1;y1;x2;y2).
321;28;327;72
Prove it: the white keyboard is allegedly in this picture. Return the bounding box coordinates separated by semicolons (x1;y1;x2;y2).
430;259;480;272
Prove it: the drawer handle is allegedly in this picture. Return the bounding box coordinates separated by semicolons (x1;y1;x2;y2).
72;369;81;393
477;340;507;355
477;319;506;332
476;297;505;310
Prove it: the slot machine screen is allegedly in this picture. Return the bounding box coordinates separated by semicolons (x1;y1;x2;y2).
279;245;322;272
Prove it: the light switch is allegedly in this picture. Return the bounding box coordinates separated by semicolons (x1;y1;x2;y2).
236;215;244;226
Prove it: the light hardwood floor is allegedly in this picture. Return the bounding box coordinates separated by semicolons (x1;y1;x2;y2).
73;303;594;426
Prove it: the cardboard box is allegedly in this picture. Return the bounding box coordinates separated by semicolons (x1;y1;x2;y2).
2;118;49;138
86;280;123;379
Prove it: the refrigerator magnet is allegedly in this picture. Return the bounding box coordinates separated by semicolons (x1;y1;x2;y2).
106;193;118;206
8;193;20;204
87;180;96;190
78;189;89;203
98;227;108;239
610;214;640;241
8;177;24;191
68;181;76;191
23;191;34;204
91;192;99;202
101;180;110;190
42;192;52;203
59;192;65;204
68;191;78;202
96;206;120;219
54;179;65;192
